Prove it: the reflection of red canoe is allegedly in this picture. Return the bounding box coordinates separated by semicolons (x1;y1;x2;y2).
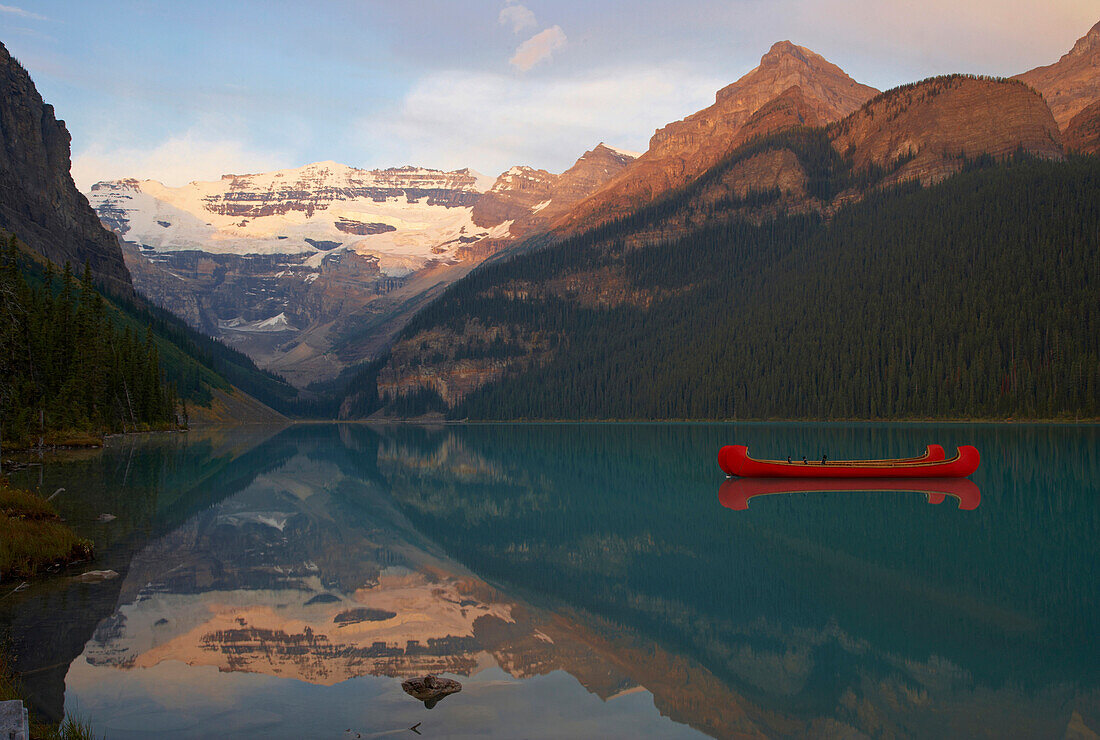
718;444;978;478
719;477;981;510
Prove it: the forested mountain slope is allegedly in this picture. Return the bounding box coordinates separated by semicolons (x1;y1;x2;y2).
342;149;1100;420
0;236;295;444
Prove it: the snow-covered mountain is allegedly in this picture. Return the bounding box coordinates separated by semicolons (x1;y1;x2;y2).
87;153;634;385
89;162;505;275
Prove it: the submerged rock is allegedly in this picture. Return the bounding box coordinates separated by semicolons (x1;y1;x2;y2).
401;674;462;709
74;569;118;582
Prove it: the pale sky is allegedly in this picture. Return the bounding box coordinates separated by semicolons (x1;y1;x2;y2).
3;0;1096;189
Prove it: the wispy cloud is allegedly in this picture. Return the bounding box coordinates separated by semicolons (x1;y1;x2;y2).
355;65;725;175
0;4;49;22
71;131;292;190
499;2;536;34
9;26;56;42
510;25;567;71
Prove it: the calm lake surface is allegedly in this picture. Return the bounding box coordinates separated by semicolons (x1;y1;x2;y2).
2;423;1098;739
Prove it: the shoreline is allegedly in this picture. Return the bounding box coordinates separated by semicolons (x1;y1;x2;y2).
274;417;1100;426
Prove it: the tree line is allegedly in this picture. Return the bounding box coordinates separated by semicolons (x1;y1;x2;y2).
0;237;178;446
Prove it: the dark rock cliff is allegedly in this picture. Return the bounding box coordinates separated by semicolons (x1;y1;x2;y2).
0;41;131;292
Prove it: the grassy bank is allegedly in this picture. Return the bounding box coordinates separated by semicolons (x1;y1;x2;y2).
2;430;105;451
0;481;92;581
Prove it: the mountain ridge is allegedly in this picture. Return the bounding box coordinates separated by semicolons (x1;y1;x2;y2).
555;41;879;233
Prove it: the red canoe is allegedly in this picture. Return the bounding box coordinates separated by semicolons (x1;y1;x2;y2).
718;477;981;510
718;444;979;478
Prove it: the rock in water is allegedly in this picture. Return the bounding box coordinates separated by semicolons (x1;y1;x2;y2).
401;674;462;709
74;569;118;582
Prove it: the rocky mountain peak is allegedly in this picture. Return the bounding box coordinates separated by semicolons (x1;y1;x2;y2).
590;143;639;166
649;40;877;158
555;42;877;233
714;40;870;110
758;40;813;68
487;165;555;195
470;146;634;234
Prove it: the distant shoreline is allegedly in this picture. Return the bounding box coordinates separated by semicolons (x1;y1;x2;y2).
273;417;1100;426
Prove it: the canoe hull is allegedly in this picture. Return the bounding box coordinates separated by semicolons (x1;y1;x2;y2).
718;445;979;478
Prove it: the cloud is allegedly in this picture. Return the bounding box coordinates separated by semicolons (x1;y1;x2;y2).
70;131;292;190
0;4;48;21
499;2;536;34
510;26;567;71
355;65;725;176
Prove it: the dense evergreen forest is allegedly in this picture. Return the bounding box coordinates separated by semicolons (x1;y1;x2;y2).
366;152;1100;420
0;234;315;445
0;238;179;444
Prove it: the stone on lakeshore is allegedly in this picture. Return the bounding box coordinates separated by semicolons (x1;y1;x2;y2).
0;699;29;740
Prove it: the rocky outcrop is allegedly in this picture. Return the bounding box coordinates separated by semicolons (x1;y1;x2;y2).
832;76;1063;186
736;85;824;141
119;240;204;326
0;42;131;292
1064;99;1100;155
401;674;462;708
203;164;482;218
334;218;396;235
1015;20;1100;129
557;42;878;231
376;321;552;408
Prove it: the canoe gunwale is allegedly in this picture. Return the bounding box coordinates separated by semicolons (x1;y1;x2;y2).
753;444;945;467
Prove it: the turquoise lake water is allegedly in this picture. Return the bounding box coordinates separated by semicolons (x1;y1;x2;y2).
1;423;1097;738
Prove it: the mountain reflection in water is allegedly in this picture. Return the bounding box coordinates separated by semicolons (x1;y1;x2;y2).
1;423;1097;739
